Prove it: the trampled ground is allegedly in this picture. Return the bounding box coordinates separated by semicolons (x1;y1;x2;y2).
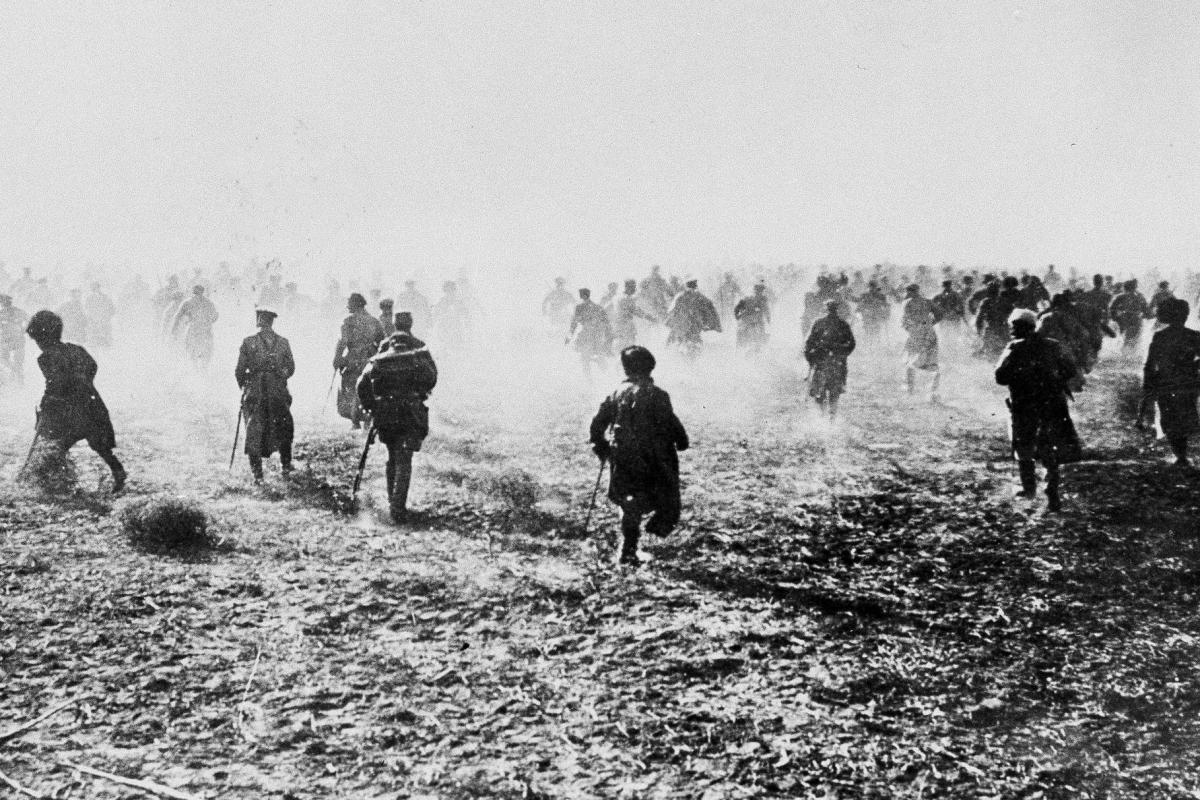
3;333;1200;799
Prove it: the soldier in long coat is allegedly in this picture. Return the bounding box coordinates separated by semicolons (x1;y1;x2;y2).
589;346;689;567
665;280;721;356
0;294;29;384
1110;280;1151;354
25;310;126;492
901;284;940;400
805;301;856;418
171;285;220;365
612;279;656;350
1143;298;1200;466
333;293;385;429
236;306;295;481
567;288;613;378
357;312;438;521
733;283;771;353
995;309;1082;512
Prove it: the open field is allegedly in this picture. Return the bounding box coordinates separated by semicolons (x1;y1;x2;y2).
3;334;1200;799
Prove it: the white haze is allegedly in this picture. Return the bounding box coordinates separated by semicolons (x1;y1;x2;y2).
1;2;1198;294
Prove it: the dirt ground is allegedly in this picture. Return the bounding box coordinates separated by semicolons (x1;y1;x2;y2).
3;328;1200;799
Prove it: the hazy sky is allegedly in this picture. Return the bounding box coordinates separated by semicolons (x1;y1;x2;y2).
1;2;1196;281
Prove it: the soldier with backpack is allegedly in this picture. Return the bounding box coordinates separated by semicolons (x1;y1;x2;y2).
356;312;438;521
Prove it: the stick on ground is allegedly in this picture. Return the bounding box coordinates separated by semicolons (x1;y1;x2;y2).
59;761;200;800
0;767;43;799
0;696;86;744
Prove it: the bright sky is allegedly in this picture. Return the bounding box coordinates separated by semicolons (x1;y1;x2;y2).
1;2;1196;281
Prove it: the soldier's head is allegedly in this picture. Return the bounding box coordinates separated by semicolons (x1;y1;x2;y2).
395;311;414;332
380;298;394;312
1002;276;1019;290
1124;279;1137;292
1009;308;1037;338
623;279;637;295
1050;291;1072;309
579;288;591;300
555;277;566;287
685;279;698;290
347;292;367;312
651;265;661;274
255;306;278;329
755;283;767;295
906;283;920;298
193;285;205;296
285;282;298;294
963;275;974;286
26;310;63;345
620;345;656;377
443;281;457;294
1159;280;1170;290
1158;297;1189;326
69;289;81;301
0;294;10;307
826;300;841;317
1093;274;1103;288
942;280;954;290
405;280;416;289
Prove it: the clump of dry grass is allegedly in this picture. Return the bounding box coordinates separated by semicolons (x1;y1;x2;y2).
467;467;540;511
121;497;216;556
17;443;77;494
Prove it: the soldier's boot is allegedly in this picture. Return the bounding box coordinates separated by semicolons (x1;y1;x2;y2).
1045;463;1062;512
929;370;941;404
279;444;294;476
1168;436;1190;467
98;449;126;494
828;396;839;420
385;462;396;505
249;455;264;483
906;368;916;395
390;451;413;522
1017;460;1037;498
617;507;642;566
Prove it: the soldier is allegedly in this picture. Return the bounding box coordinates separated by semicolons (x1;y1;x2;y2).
258;273;286;308
975;281;1014;359
542;277;575;330
805;301;856;418
588;346;689;567
1021;275;1050;310
356;312;438;521
379;298;396;336
1148;280;1175;320
612;279;656;350
639;265;672;320
665;279;721;357
567;288;613;379
901;284;940;401
333;293;385;429
433;281;470;349
716;272;742;326
24;310;126;492
856;281;891;344
733;283;771;353
58;289;89;344
995;309;1082;512
1037;292;1099;381
235;306;295;482
931;279;965;331
84;283;116;348
171;285;220;365
396;280;432;335
1110;279;1151;354
1079;274;1112;323
1143;298;1200;466
0;294;29;385
599;282;620;318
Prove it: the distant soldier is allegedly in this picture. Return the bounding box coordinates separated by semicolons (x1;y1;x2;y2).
856;281;891;344
10;268;35;305
805;301;856;418
24;310;126;492
542;277;575;329
84;283;116;348
1148;280;1175;321
58;289;88;344
1110;279;1151;354
567;288;613;379
1036;292;1093;383
599;282;620;318
639;265;672;320
379;298;396;336
733;283;771;353
975;282;1013;359
153;276;185;334
333;293;385;429
665;279;721;357
995;309;1082;512
612;279;656;350
0;294;29;384
258;273;286;309
901;284;940;400
589;346;689;567
357;312;439;521
1078;275;1112;323
235;306;295;481
1021;275;1050;310
171;285;220;365
396;280;432;335
716;272;742;326
931;279;965;330
433;281;470;349
1143;298;1200;466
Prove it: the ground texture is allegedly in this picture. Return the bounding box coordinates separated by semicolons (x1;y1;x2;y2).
2;339;1199;799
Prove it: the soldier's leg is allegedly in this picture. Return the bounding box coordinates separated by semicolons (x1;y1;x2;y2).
617;499;644;565
384;443;396;506
1168;436;1189;466
248;455;264;482
391;448;413;519
1017;459;1037;497
279;442;293;475
905;367;916;395
1044;457;1061;511
91;446;126;493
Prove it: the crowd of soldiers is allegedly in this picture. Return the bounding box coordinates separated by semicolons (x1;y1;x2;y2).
5;257;1200;564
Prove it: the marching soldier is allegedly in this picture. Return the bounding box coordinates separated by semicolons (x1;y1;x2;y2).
805;301;856;418
333;293;385;429
235;306;295;482
356;312;438;521
24;310;126;492
1143;298;1200;466
612;279;656;350
379;298;396;336
567;288;613;379
171;285;220;365
733;283;771;353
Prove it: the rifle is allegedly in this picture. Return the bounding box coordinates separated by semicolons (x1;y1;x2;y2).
583;457;606;536
229;388;246;470
18;410;41;478
351;424;377;500
322;368;337;416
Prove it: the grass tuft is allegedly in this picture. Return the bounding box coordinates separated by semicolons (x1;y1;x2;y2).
121;497;216;556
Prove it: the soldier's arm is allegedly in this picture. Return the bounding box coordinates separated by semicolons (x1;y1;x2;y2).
588;396;615;446
843;324;856;356
235;342;250;389
661;392;689;451
356;363;374;410
994;345;1015;386
281;341;296;379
